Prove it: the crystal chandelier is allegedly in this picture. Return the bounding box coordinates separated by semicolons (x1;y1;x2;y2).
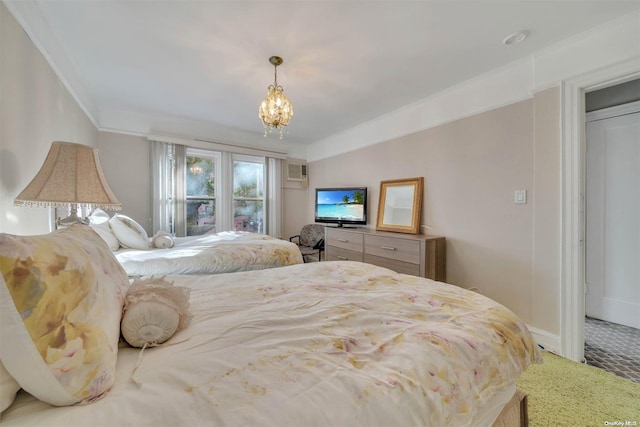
258;56;293;139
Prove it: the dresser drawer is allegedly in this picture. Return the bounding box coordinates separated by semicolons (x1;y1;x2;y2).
326;246;364;262
364;254;420;276
325;228;446;281
326;229;363;253
364;234;421;265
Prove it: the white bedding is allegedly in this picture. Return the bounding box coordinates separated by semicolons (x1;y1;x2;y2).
1;262;540;427
115;231;303;276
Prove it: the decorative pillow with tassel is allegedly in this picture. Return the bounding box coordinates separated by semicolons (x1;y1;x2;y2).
150;231;174;249
121;276;191;348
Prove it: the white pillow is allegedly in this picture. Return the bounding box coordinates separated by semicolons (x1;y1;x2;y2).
0;360;20;414
89;209;119;251
109;214;149;250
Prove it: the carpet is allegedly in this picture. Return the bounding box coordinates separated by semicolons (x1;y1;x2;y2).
517;351;640;427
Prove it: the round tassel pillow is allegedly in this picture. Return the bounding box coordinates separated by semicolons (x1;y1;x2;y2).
153;234;174;249
121;276;192;348
151;231;174;249
121;300;180;347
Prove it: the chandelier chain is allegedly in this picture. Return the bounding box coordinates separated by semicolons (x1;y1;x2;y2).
273;64;278;87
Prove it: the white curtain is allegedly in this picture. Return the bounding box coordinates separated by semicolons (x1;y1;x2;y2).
173;144;187;237
218;151;234;232
150;140;174;235
266;157;282;238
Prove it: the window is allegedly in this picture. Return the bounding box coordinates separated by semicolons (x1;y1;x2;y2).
232;155;264;233
152;140;282;238
186;149;220;236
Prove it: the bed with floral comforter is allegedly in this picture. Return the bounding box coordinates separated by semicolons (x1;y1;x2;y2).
2;259;540;427
115;231;303;275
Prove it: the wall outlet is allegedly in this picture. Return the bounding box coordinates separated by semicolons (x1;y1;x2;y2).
514;190;527;204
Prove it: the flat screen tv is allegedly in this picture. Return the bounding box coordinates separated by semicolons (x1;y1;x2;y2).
315;187;367;227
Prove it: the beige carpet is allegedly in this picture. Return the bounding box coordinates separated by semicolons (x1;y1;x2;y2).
517;351;640;427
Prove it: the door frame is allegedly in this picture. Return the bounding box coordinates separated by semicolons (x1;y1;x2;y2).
561;58;640;362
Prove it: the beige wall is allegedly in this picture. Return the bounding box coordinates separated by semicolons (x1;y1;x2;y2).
0;3;98;235
531;88;561;335
98;132;151;233
282;186;309;240
308;89;561;334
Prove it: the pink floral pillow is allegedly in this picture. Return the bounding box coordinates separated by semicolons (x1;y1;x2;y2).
0;225;129;406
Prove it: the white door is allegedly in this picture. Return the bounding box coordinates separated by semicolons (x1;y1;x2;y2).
585;104;640;329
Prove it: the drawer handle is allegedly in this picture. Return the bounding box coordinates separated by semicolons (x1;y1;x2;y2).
337;239;348;242
381;246;396;251
336;256;348;260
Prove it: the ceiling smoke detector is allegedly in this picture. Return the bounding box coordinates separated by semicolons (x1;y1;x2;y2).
502;31;529;46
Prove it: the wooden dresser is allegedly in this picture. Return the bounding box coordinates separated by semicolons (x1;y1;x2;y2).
325;227;446;281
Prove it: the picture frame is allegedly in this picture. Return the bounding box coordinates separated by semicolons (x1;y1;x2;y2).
375;177;424;234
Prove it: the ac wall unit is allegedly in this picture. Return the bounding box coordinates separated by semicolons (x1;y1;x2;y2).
287;163;308;181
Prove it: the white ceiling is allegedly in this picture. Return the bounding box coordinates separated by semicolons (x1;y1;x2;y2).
9;0;640;146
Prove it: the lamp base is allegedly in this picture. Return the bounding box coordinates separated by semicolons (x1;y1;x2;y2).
56;205;89;227
56;215;89;227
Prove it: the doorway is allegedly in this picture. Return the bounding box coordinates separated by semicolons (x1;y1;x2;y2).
584;96;640;329
583;88;639;378
561;58;640;363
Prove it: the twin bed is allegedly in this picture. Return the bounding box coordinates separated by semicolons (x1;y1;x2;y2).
88;210;304;276
114;231;304;276
0;225;540;426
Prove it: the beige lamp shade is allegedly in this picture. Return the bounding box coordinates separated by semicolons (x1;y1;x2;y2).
15;141;122;211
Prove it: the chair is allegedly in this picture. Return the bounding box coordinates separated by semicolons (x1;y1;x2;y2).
289;224;325;262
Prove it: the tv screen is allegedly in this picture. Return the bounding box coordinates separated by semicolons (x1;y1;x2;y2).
315;187;367;227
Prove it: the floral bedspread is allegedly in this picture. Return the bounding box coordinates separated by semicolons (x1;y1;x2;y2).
1;261;541;427
115;231;303;275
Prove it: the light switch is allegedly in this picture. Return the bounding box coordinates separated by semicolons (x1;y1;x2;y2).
515;190;527;204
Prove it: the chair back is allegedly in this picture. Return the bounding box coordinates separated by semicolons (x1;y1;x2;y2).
299;224;325;247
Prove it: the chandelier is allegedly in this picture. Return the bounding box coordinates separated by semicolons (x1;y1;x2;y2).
258;56;293;139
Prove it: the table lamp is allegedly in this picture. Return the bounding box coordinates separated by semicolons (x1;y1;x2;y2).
14;141;122;225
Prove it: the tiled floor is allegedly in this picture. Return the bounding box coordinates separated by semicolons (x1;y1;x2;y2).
584;316;640;383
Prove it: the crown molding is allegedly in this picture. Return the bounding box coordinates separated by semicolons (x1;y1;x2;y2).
307;10;640;162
